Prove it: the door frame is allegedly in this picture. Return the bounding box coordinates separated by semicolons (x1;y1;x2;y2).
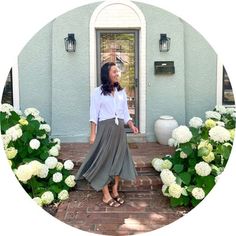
89;0;146;134
96;29;140;130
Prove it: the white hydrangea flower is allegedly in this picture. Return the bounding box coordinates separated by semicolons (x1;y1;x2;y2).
168;138;178;147
151;158;164;172
53;138;61;145
189;117;203;129
6;124;23;141
198;139;213;152
39;124;51;133
34;115;44;123
65;175;76;188
162;185;171;197
180;151;188;159
64;160;74;170
161;159;172;170
0;103;14;115
192;187;205;200
160;169;176;186
209;126;230;143
8;160;12;167
15;164;33;182
29;139;40;150
215;105;227;114
172;126;192;144
168;183;182;198
56;162;64;171
195;161;212;176
49;146;59;156
58;190;69;201
1;134;11;148
45;156;58;169
202;152;215;163
5;147;18;159
232;113;236;119
41;191;54;205
33;197;43;207
28;160;43;176
52;172;63;183
37;164;49;178
205;111;221;120
24;108;40;117
216;121;225;127
226;107;236;115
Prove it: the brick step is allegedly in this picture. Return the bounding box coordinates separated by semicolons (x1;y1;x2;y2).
75;175;162;192
59;155;157;172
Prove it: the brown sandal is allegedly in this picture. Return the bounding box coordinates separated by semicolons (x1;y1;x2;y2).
111;194;125;205
103;198;121;207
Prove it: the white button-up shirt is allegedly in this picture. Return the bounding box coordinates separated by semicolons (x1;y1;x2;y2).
89;86;132;125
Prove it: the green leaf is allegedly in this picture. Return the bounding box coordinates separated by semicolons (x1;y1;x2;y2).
189;127;199;137
221;144;232;160
182;188;188;196
173;164;184;173
180;143;193;155
183;196;190;206
170;196;184;207
187;185;195;192
188;158;197;168
50;185;62;194
195;175;215;194
198;147;210;157
191;197;201;207
176;176;183;185
179;172;191;185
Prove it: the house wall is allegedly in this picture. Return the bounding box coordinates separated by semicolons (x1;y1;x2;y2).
18;1;217;143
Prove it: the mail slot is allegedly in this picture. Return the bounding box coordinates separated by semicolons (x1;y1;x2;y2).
154;61;175;74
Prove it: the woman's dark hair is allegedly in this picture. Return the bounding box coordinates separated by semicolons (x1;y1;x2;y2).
100;62;123;95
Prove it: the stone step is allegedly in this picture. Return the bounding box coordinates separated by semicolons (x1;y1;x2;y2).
75;175;162;192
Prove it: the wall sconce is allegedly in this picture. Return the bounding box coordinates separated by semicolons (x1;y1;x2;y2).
64;33;76;52
159;34;171;52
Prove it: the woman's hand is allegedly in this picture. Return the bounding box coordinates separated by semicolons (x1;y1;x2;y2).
90;121;97;144
131;125;139;134
128;120;139;134
89;133;96;144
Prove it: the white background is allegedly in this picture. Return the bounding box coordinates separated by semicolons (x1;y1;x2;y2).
0;0;235;236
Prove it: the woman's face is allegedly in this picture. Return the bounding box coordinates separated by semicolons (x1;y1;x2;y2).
109;65;120;85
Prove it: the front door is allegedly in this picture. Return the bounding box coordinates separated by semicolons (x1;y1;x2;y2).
96;30;139;131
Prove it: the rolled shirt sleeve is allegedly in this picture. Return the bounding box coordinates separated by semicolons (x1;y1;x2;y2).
89;88;100;125
123;89;132;124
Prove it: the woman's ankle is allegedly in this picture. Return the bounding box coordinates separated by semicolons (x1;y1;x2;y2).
112;184;119;196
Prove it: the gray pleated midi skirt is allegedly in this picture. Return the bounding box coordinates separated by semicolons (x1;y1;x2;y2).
75;118;138;191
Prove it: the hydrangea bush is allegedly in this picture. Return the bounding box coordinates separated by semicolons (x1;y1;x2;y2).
0;104;76;207
152;105;235;207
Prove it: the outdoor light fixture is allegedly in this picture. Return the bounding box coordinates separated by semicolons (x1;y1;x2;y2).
159;34;171;52
64;33;76;52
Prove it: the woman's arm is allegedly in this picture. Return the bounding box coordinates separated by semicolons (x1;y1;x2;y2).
90;121;97;144
127;120;139;134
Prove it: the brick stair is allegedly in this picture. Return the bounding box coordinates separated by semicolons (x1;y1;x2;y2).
59;143;174;192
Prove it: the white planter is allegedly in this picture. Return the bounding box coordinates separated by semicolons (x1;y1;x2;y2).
154;115;178;145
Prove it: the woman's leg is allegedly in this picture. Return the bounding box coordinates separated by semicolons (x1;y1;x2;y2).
102;185;120;207
112;176;125;204
112;176;120;196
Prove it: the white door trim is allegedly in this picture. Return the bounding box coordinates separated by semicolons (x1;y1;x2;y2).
89;0;146;134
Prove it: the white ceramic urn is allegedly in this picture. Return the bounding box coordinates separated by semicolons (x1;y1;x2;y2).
154;115;178;145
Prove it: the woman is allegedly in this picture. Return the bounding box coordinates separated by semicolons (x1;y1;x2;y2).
75;62;139;207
